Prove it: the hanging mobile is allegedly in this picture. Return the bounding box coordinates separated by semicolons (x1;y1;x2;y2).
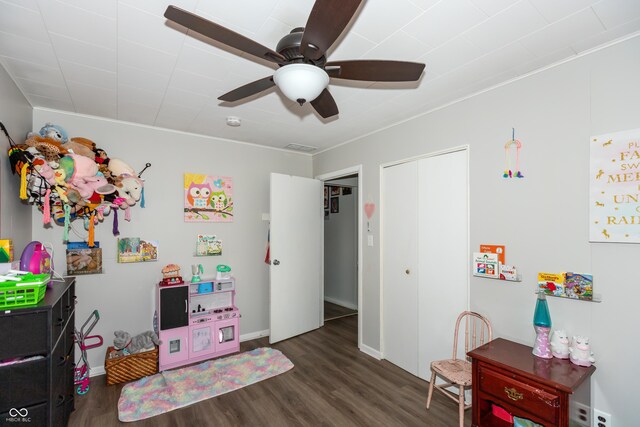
503;128;524;178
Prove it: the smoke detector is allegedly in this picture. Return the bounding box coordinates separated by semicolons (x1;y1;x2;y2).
226;116;241;127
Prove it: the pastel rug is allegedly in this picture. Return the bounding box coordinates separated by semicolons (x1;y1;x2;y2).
118;347;294;422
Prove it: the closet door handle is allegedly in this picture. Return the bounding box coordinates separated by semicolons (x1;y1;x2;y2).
272;259;280;265
405;269;411;275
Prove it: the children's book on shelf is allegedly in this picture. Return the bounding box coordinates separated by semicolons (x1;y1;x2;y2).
196;234;222;256
564;272;593;300
66;242;102;275
537;272;565;297
480;244;505;265
473;252;499;278
117;238;158;263
499;264;518;281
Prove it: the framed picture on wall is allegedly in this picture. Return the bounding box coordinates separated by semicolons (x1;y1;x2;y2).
342;187;352;195
330;197;339;213
330;186;340;196
324;186;329;209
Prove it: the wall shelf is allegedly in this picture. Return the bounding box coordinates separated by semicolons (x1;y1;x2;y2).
537;292;602;303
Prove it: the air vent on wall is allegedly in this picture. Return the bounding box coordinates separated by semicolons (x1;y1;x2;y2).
284;143;318;152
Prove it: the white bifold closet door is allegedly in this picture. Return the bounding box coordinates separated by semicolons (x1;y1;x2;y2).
383;149;468;380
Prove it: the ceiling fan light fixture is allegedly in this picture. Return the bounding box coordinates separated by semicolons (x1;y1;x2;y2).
273;64;329;105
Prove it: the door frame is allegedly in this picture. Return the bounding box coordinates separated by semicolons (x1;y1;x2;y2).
316;165;363;351
379;145;470;359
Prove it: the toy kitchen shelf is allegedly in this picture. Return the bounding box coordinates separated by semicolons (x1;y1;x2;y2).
157;278;239;372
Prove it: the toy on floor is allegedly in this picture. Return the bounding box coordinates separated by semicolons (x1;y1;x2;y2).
74;310;104;395
569;336;596;367
113;330;161;355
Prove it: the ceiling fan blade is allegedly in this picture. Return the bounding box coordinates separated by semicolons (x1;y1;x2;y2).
325;60;425;82
300;0;363;61
310;89;339;118
218;76;275;102
165;6;285;64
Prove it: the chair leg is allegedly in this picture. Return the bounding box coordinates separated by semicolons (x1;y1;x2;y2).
458;385;465;427
426;370;436;409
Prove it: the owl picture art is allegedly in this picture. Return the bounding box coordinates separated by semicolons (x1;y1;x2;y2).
184;173;234;223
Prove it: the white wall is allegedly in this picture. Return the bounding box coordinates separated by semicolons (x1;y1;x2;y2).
0;64;32;254
313;36;640;425
31;108;312;372
324;180;358;309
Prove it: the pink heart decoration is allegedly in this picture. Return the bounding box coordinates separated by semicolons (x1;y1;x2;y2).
364;203;376;219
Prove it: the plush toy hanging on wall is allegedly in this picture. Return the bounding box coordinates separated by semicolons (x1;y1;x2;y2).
503;128;524;179
2;121;151;245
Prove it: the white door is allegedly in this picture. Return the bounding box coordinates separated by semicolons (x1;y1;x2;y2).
382;161;419;375
417;150;468;380
269;173;323;344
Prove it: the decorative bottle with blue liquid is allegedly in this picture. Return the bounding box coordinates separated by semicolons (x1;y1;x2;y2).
533;291;553;358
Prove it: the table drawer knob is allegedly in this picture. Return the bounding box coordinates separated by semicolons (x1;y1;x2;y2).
504;387;523;401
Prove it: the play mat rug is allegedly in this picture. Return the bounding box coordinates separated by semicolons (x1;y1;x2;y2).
118;347;294;422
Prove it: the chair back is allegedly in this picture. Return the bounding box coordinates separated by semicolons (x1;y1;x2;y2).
452;311;492;361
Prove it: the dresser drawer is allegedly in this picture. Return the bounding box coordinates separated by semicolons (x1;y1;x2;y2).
0;311;48;359
479;365;560;424
0;402;47;427
0;356;48;413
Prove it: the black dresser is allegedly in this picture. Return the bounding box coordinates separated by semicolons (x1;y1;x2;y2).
0;277;76;427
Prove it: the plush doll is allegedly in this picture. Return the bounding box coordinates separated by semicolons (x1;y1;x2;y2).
113;330;161;355
108;158;136;177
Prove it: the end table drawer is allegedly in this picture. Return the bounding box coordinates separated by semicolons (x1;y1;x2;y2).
479;365;560;424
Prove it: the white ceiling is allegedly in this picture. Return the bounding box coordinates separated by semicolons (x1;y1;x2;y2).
1;0;639;153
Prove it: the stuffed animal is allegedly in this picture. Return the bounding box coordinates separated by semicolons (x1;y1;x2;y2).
569;336;596;367
63;137;96;159
550;329;570;359
113;330;161;355
114;175;144;207
24;134;68;164
30;122;69;144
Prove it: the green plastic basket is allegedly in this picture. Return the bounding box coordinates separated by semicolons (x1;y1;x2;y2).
0;273;49;308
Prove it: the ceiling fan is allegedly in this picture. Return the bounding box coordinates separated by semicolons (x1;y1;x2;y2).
164;0;425;119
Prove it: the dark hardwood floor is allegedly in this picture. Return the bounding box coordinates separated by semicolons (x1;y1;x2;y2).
324;301;358;321
69;316;468;426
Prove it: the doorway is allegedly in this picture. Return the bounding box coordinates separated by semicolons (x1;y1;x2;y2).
316;166;363;348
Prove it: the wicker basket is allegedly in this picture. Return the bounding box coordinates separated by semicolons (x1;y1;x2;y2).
104;345;158;385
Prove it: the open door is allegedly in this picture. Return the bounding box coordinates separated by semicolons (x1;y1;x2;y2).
269;173;323;344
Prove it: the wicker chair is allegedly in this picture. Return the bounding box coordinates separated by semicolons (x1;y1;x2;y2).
426;311;492;427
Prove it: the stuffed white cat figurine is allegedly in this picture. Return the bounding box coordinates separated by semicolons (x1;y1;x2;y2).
569;336;596;367
550;329;570;359
113;330;161;355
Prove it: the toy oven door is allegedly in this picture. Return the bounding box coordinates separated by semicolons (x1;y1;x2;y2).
215;318;239;353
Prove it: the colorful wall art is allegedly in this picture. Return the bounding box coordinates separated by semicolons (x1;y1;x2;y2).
184;173;234;223
117;237;158;263
590;128;640;242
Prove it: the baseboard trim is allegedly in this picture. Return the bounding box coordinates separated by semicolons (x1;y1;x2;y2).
90;366;105;377
240;329;270;342
359;343;382;360
324;296;358;311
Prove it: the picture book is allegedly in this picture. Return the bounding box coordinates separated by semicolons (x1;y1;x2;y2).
0;239;13;263
564;272;593;300
473;252;499;278
537;272;565;297
67;243;103;275
117;238;158;263
499;265;518;281
479;244;505;265
196;235;222;256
